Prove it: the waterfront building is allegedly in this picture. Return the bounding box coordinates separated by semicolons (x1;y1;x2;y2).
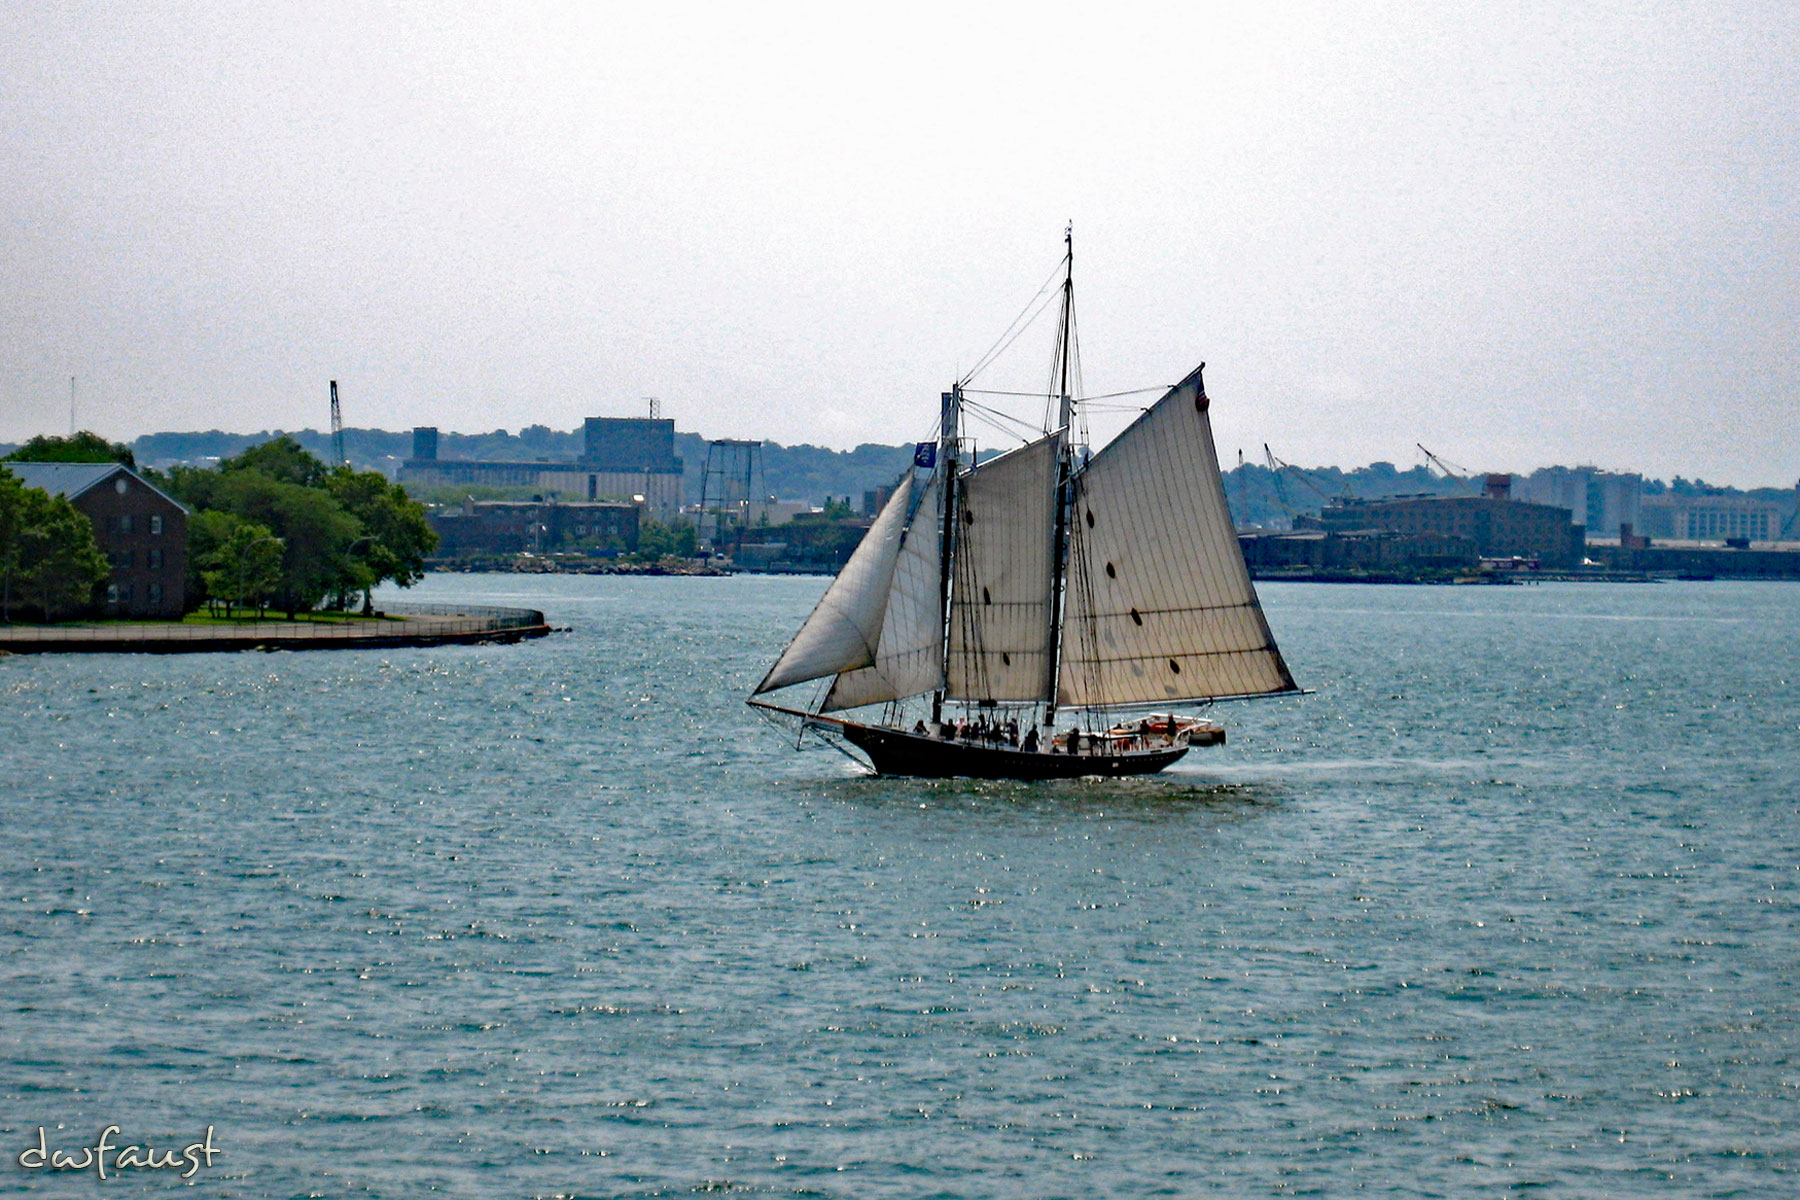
1638;493;1783;543
1316;493;1582;568
1238;528;1478;575
427;499;640;558
399;417;684;518
7;461;187;617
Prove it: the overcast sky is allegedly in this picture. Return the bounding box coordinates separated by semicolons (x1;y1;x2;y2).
3;2;1795;485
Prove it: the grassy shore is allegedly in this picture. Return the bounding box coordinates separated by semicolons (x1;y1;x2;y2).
7;607;406;629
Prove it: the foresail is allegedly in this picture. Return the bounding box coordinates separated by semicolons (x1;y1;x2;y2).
1056;367;1298;708
822;471;947;711
946;434;1058;703
754;475;914;695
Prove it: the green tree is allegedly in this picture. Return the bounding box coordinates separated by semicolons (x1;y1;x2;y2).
0;468;27;621
201;521;284;615
3;430;135;469
219;435;328;488
634;520;696;560
164;462;222;513
183;509;239;611
0;470;109;622
166;436;444;616
325;467;438;610
210;471;360;617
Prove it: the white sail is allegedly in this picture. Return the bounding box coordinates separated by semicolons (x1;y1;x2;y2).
754;475;914;694
946;434;1059;702
822;471;947;710
1056;367;1297;708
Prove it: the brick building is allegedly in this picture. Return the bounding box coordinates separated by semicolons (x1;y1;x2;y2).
1315;493;1583;569
427;500;639;558
8;462;188;617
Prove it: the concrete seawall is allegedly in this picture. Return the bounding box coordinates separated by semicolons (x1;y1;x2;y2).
0;602;551;655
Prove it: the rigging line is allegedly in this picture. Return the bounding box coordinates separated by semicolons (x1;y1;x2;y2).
963;384;1169;402
959;417;1037;449
959;397;1034;421
964;289;1064;390
1081;385;1167;402
959;257;1069;387
958;400;1045;443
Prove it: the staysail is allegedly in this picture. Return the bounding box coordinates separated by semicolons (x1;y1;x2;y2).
1056;366;1298;708
946;434;1059;702
821;471;947;710
753;474;915;695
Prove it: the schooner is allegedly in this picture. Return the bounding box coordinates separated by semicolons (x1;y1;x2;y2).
749;234;1300;777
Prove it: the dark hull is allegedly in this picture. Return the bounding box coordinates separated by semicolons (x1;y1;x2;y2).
837;722;1191;779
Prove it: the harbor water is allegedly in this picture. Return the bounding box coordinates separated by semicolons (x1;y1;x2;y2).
3;575;1796;1197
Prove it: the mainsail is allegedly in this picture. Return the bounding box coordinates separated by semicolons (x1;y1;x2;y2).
1056;366;1298;708
945;434;1059;702
753;474;915;694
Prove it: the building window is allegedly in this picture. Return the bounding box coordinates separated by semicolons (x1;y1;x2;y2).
119;513;134;534
110;550;132;569
148;583;162;605
150;515;163;535
148;548;163;570
106;584;119;604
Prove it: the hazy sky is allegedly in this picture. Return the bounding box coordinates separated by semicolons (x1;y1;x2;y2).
3;2;1796;485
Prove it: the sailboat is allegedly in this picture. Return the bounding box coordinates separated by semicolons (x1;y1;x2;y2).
748;234;1300;778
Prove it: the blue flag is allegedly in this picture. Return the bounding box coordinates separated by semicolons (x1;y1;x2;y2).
914;442;936;468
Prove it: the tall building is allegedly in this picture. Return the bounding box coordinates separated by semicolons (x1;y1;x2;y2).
582;417;677;472
1510;467;1642;538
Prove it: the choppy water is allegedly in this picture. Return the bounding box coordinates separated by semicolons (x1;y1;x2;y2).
3;575;1796;1198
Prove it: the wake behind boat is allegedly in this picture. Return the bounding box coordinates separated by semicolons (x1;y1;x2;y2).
749;233;1300;777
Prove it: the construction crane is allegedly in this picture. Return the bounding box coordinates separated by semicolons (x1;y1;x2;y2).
1416;443;1476;493
1260;445;1298;521
1231;448;1248;527
329;380;347;466
1264;444;1342;505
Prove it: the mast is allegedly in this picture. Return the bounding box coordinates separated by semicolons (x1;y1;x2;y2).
1044;226;1076;725
931;386;961;726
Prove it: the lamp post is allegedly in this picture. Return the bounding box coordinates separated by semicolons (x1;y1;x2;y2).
237;534;284;618
344;535;376;615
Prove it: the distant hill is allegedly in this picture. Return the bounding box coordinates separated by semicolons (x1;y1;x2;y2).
21;424;1784;527
122;425;920;510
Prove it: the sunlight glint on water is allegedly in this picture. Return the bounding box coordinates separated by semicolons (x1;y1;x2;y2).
2;575;1796;1197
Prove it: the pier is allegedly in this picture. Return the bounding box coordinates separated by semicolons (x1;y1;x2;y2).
0;601;549;655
